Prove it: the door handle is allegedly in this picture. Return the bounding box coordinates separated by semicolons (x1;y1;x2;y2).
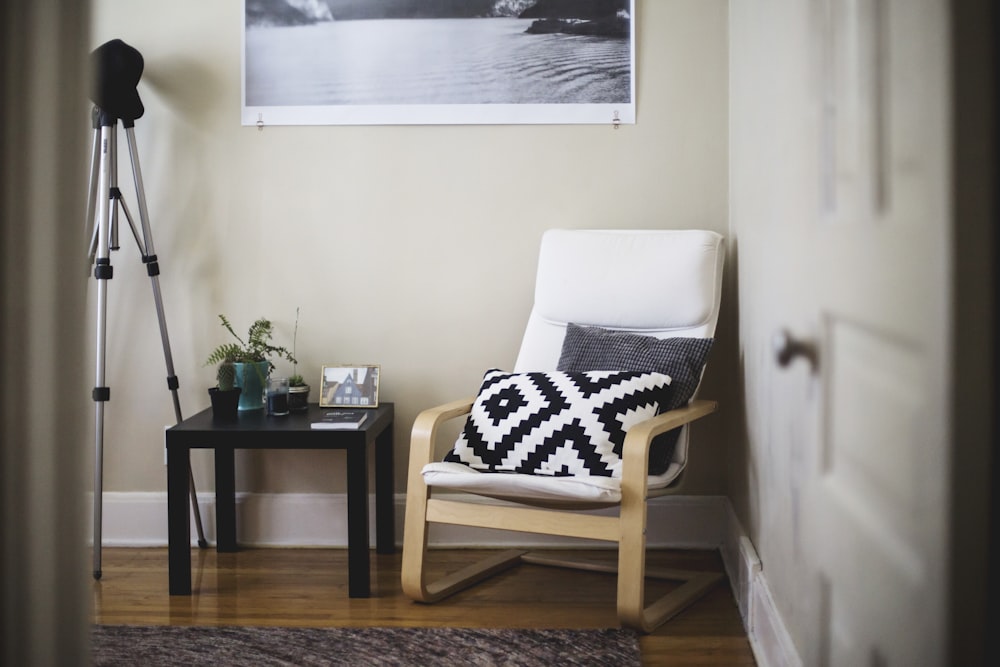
773;329;819;370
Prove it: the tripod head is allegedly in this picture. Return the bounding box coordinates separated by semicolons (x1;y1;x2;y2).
90;39;144;125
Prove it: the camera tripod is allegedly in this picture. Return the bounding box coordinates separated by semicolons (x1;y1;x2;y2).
85;94;207;580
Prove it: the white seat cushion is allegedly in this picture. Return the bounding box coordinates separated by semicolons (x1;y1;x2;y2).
421;461;683;505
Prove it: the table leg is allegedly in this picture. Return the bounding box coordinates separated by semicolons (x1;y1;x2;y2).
346;443;370;597
215;447;237;553
167;444;192;595
375;422;395;554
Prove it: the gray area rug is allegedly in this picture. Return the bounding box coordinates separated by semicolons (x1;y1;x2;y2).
91;625;641;666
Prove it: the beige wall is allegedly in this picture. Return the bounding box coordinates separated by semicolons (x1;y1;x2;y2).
88;0;731;496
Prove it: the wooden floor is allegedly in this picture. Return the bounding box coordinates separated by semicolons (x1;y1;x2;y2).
92;547;756;666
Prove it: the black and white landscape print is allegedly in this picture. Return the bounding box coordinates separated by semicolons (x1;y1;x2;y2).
242;0;635;125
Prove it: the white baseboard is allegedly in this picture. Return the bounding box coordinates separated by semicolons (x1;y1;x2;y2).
719;501;802;667
94;491;799;665
92;492;729;548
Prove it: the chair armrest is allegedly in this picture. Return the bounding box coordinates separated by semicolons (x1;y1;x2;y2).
620;399;719;483
409;396;476;468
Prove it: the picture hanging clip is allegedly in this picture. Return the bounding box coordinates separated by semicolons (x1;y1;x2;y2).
257;113;265;132
612;110;621;130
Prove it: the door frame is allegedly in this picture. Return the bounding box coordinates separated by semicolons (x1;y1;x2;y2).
948;0;997;663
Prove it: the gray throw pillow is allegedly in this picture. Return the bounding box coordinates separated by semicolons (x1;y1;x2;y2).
557;324;714;474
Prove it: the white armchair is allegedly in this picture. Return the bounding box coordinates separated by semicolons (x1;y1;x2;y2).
401;229;725;633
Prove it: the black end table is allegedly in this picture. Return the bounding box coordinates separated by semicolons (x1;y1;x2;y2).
165;402;394;597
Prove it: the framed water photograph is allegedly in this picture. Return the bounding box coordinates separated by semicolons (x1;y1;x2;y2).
242;0;635;126
320;364;380;408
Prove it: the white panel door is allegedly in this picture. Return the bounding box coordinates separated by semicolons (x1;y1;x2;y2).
798;1;951;664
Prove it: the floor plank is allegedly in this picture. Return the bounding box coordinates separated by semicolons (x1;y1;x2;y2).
92;547;756;666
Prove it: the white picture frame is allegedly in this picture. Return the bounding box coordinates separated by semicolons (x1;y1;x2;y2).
320;365;380;408
242;1;635;126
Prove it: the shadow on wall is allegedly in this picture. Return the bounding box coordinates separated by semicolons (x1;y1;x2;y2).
682;234;745;498
716;238;754;533
141;56;222;118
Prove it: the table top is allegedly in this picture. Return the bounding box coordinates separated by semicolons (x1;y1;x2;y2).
166;402;394;449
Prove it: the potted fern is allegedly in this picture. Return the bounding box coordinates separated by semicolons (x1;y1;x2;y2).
287;307;310;412
205;315;296;412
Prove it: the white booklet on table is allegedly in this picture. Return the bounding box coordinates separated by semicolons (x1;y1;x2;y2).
311;409;369;430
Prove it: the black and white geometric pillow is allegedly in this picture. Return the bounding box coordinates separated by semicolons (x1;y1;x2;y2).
443;369;671;478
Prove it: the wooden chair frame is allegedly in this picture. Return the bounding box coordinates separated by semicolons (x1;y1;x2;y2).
401;396;723;633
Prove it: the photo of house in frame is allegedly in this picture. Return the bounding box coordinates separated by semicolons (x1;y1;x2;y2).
320;365;380;407
242;0;635;126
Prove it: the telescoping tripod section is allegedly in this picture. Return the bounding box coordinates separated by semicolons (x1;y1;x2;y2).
86;39;206;580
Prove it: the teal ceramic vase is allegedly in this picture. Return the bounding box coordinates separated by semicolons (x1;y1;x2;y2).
233;361;269;411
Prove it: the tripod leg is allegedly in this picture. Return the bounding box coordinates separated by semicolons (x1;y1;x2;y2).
91;122;115;580
123;123;208;548
85;114;101;263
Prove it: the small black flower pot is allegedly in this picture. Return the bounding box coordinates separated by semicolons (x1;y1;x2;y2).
288;384;310;413
209;387;242;421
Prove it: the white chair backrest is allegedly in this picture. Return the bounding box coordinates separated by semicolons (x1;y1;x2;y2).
514;229;725;372
513;229;725;473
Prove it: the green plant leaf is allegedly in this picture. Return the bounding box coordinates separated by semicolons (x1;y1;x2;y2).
206;314;297;388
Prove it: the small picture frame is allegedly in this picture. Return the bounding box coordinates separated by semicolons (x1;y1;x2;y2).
320;365;380;408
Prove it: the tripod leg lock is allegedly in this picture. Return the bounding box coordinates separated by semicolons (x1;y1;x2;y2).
92;387;110;402
94;258;113;280
167;375;179;391
143;254;160;277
